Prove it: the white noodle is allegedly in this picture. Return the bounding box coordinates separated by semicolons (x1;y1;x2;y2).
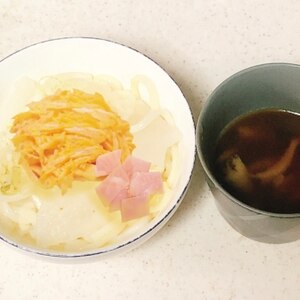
0;73;182;252
131;75;160;109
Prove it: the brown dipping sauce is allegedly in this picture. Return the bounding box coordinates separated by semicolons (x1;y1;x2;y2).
215;109;300;213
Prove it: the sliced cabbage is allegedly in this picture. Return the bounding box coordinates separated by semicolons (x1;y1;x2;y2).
131;75;160;109
132;115;181;172
6;200;36;233
113;215;150;243
84;221;125;246
0;132;33;201
101;89;137;120
149;183;173;215
0;72;182;252
0;199;36;236
33;182;119;248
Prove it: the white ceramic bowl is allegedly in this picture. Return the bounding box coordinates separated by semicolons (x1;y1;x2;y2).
0;37;195;259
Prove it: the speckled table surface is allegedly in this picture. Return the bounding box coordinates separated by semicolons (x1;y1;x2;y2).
1;1;300;299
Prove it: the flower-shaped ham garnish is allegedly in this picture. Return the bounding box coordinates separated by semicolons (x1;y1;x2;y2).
95;150;163;221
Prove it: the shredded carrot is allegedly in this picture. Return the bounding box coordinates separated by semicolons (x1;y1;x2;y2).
10;90;135;192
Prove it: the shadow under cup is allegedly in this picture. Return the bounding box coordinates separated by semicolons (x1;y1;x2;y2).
197;63;300;243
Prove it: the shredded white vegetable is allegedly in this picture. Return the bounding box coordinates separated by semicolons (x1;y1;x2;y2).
0;73;182;252
130;109;173;133
0;132;33;201
131;75;160;109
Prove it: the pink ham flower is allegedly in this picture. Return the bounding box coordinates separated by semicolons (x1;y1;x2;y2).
95;151;163;221
96;166;129;210
123;156;151;177
95;149;121;177
130;172;163;196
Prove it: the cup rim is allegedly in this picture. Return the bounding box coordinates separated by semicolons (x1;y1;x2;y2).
196;62;300;219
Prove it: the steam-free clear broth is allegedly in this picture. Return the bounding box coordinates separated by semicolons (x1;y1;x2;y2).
215;109;300;213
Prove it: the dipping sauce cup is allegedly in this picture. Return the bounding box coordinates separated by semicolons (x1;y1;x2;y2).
196;63;300;243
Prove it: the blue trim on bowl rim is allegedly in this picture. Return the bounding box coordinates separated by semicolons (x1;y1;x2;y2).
0;36;196;258
196;62;300;219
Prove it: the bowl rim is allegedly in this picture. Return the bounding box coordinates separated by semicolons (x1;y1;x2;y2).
0;36;196;258
196;62;300;219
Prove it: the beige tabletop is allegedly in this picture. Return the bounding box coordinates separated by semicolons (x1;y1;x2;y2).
1;1;300;299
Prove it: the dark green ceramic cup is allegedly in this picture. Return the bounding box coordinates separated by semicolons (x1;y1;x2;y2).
197;63;300;243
